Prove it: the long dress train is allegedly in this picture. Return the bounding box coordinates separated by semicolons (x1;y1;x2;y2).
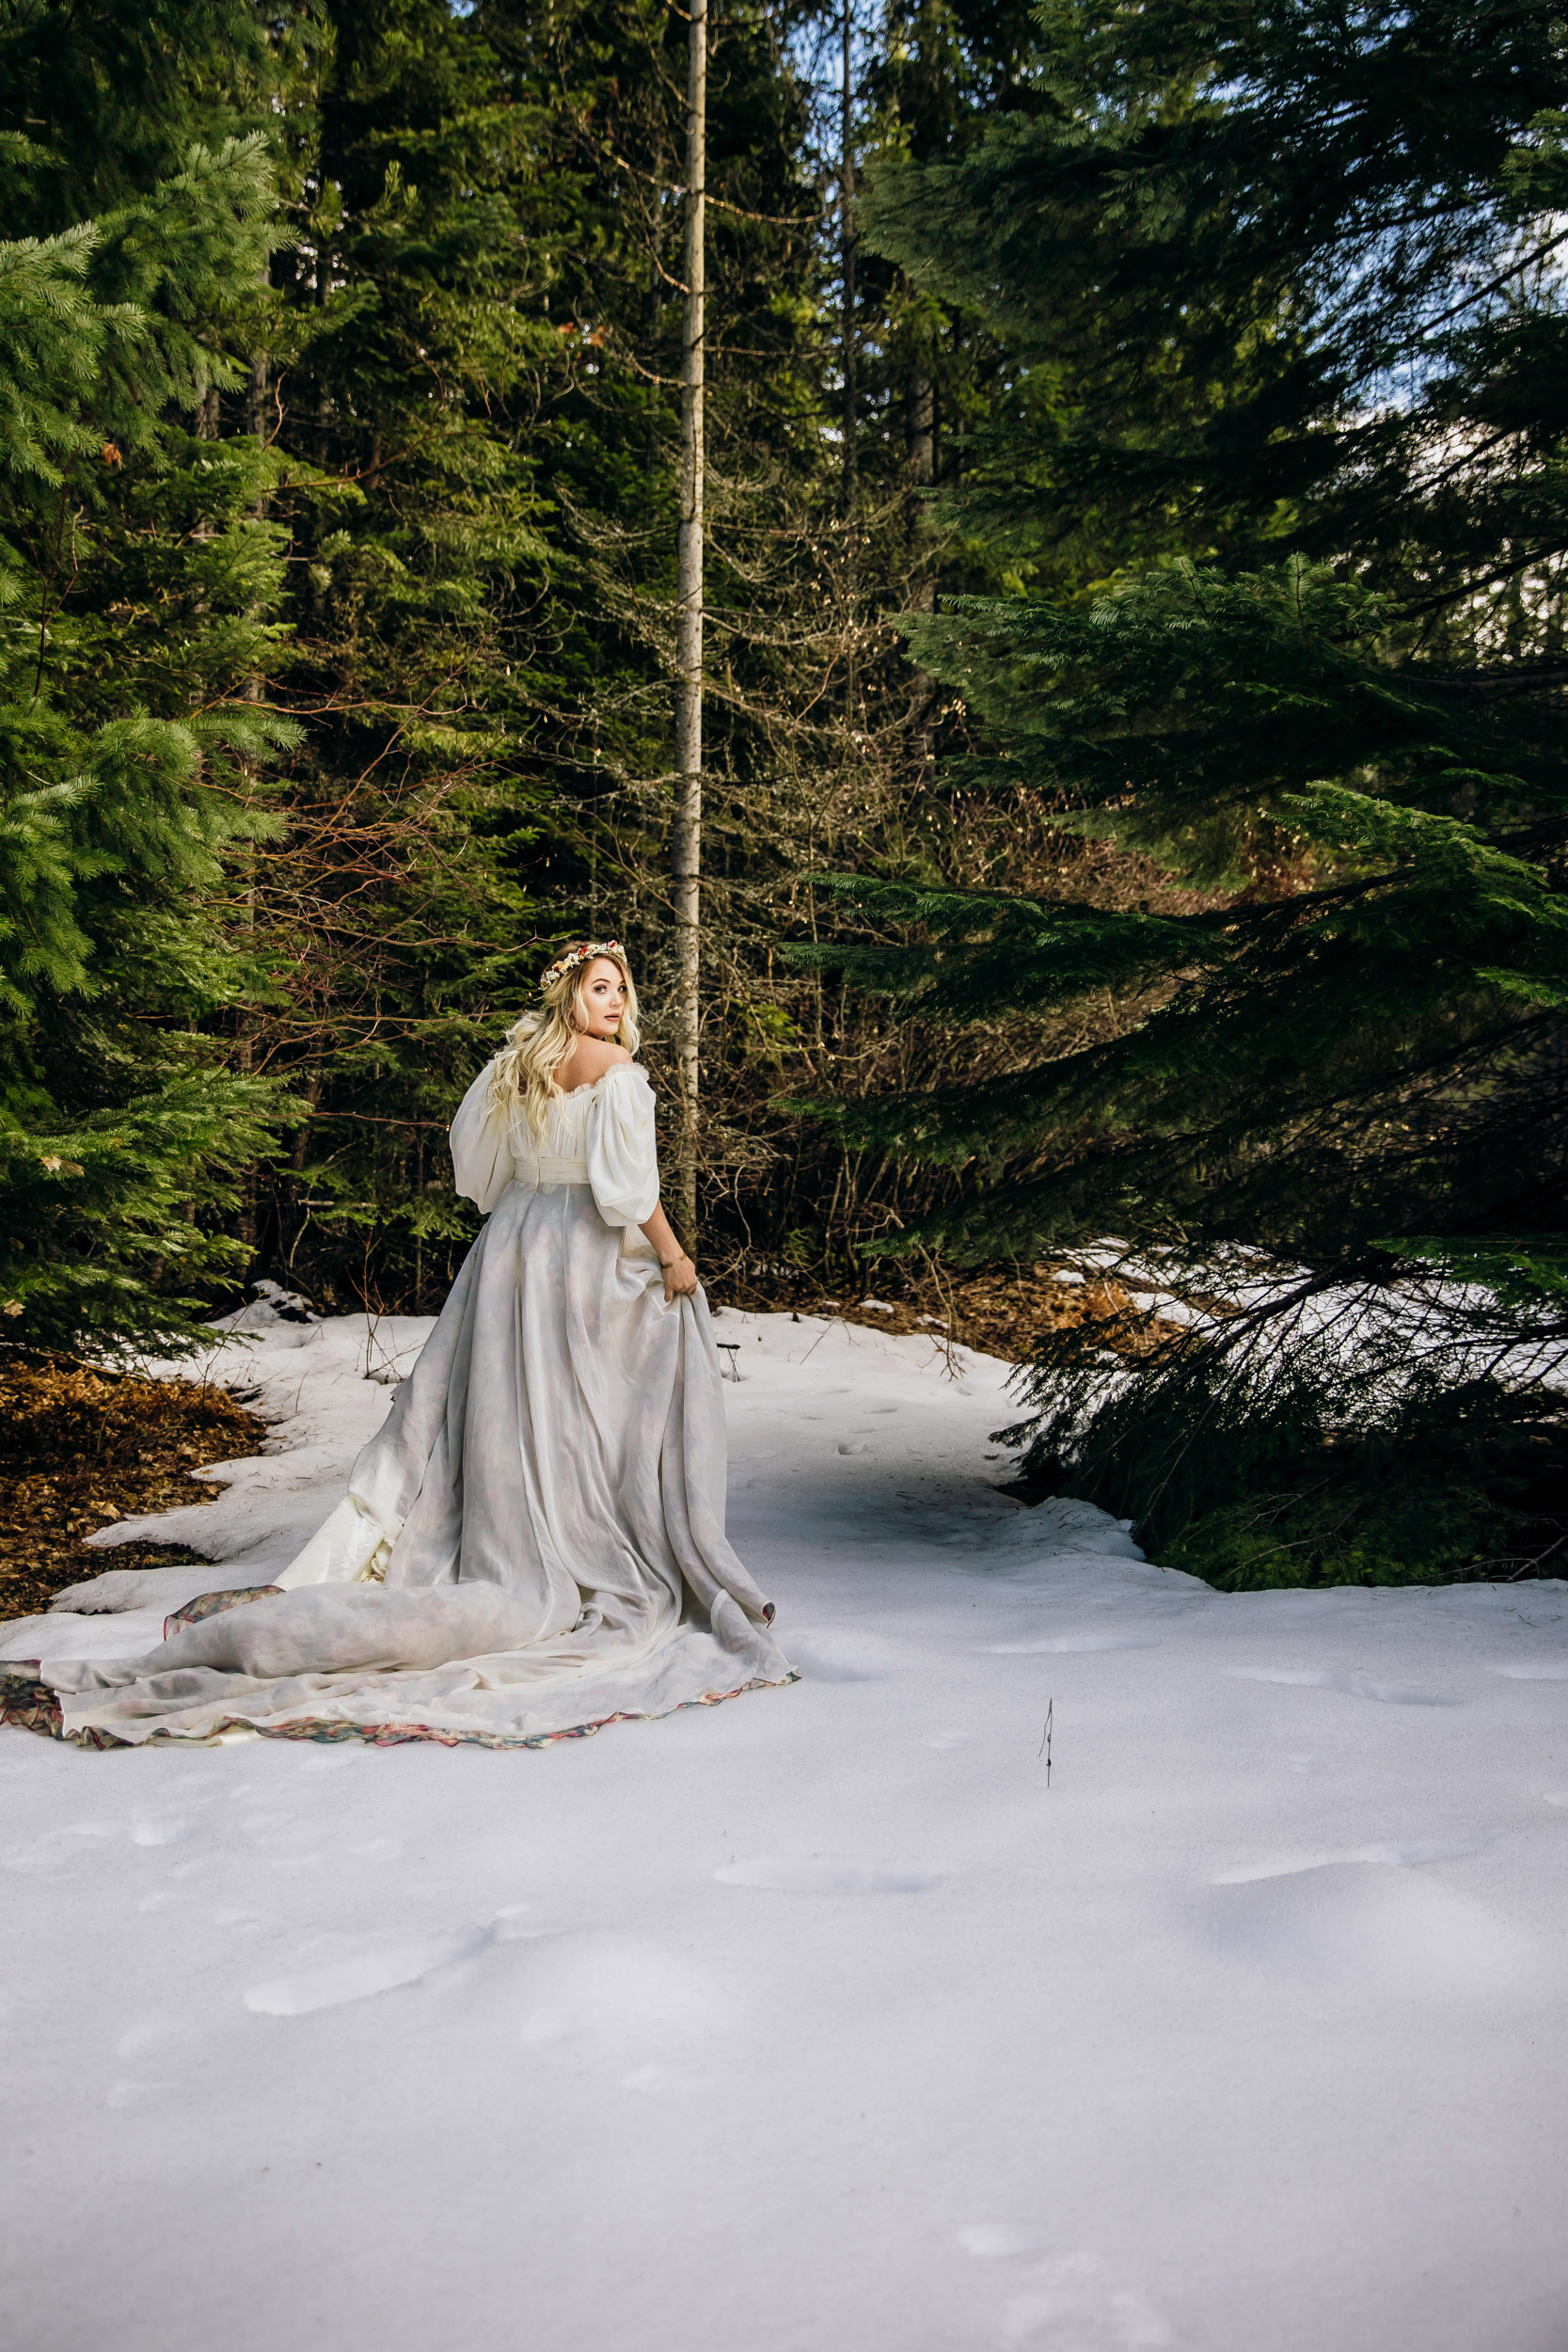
16;1059;795;1748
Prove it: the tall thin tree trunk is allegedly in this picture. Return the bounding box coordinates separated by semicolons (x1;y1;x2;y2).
907;368;934;590
236;339;270;1256
840;0;859;743
840;0;856;520
907;359;936;771
672;0;706;1241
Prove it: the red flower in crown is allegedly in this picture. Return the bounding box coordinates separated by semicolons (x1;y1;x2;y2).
538;939;625;995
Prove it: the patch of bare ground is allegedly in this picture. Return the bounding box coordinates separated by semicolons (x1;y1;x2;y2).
720;1261;1184;1362
0;1356;269;1619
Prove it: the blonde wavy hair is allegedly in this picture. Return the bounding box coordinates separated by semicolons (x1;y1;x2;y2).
488;945;641;1141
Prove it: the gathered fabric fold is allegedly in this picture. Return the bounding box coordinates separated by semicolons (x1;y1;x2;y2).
29;1061;794;1750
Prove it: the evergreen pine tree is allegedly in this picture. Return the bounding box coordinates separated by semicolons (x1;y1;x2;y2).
233;0;557;1313
0;18;299;1355
789;0;1568;1582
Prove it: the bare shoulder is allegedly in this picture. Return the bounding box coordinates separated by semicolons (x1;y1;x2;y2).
557;1038;632;1093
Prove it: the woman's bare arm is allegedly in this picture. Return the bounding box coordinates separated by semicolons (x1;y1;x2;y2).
640;1203;699;1301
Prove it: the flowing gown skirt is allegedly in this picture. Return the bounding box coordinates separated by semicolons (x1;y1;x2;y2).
33;1181;795;1747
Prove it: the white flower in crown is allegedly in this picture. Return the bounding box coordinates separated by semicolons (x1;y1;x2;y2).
538;938;625;995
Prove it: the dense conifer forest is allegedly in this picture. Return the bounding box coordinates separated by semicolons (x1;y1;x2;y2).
2;0;1565;1584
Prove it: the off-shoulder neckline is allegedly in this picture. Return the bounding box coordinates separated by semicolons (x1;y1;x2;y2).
550;1058;646;1101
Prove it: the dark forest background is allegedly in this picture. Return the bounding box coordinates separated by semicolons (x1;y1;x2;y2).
4;0;1566;1586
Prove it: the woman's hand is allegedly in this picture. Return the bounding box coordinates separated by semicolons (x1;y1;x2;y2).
640;1205;698;1300
661;1251;699;1303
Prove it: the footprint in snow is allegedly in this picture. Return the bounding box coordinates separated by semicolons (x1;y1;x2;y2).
244;1923;495;2014
242;1917;735;2094
1208;1837;1485;1884
958;2236;1174;2349
131;1815;201;1848
1227;1666;1461;1705
241;1812;326;1867
620;2063;688;2095
715;1856;939;1894
980;1634;1158;1656
115;2017;176;2062
1000;2266;1174;2348
784;1630;890;1682
1201;1857;1540;1995
105;2076;179;2110
4;1822;114;1875
508;1930;743;2087
959;2225;1046;2259
106;2017;181;2109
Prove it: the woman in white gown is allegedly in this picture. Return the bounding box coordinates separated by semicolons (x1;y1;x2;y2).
17;944;795;1749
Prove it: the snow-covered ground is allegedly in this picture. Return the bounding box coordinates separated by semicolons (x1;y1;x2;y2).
4;1305;1567;2352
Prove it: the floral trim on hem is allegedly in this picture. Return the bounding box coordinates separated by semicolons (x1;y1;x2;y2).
0;1669;63;1741
0;1662;800;1752
163;1585;283;1638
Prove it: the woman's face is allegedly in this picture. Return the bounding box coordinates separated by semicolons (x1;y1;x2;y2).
576;957;626;1039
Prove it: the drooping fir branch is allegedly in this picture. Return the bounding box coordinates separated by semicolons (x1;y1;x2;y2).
783;871;1210;1033
781;558;1568;1236
895;558;1563;879
784;775;1567;1249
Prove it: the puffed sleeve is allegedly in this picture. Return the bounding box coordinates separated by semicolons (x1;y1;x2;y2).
585;1060;660;1229
449;1057;516;1214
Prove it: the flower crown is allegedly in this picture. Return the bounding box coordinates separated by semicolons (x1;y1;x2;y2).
538;938;625;996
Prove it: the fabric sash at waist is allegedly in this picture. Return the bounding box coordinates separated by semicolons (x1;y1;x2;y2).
511;1156;591;1188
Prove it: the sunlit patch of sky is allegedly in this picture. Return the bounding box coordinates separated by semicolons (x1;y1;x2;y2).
1162;54;1568;419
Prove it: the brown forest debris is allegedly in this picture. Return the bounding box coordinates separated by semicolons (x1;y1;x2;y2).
0;1359;270;1618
